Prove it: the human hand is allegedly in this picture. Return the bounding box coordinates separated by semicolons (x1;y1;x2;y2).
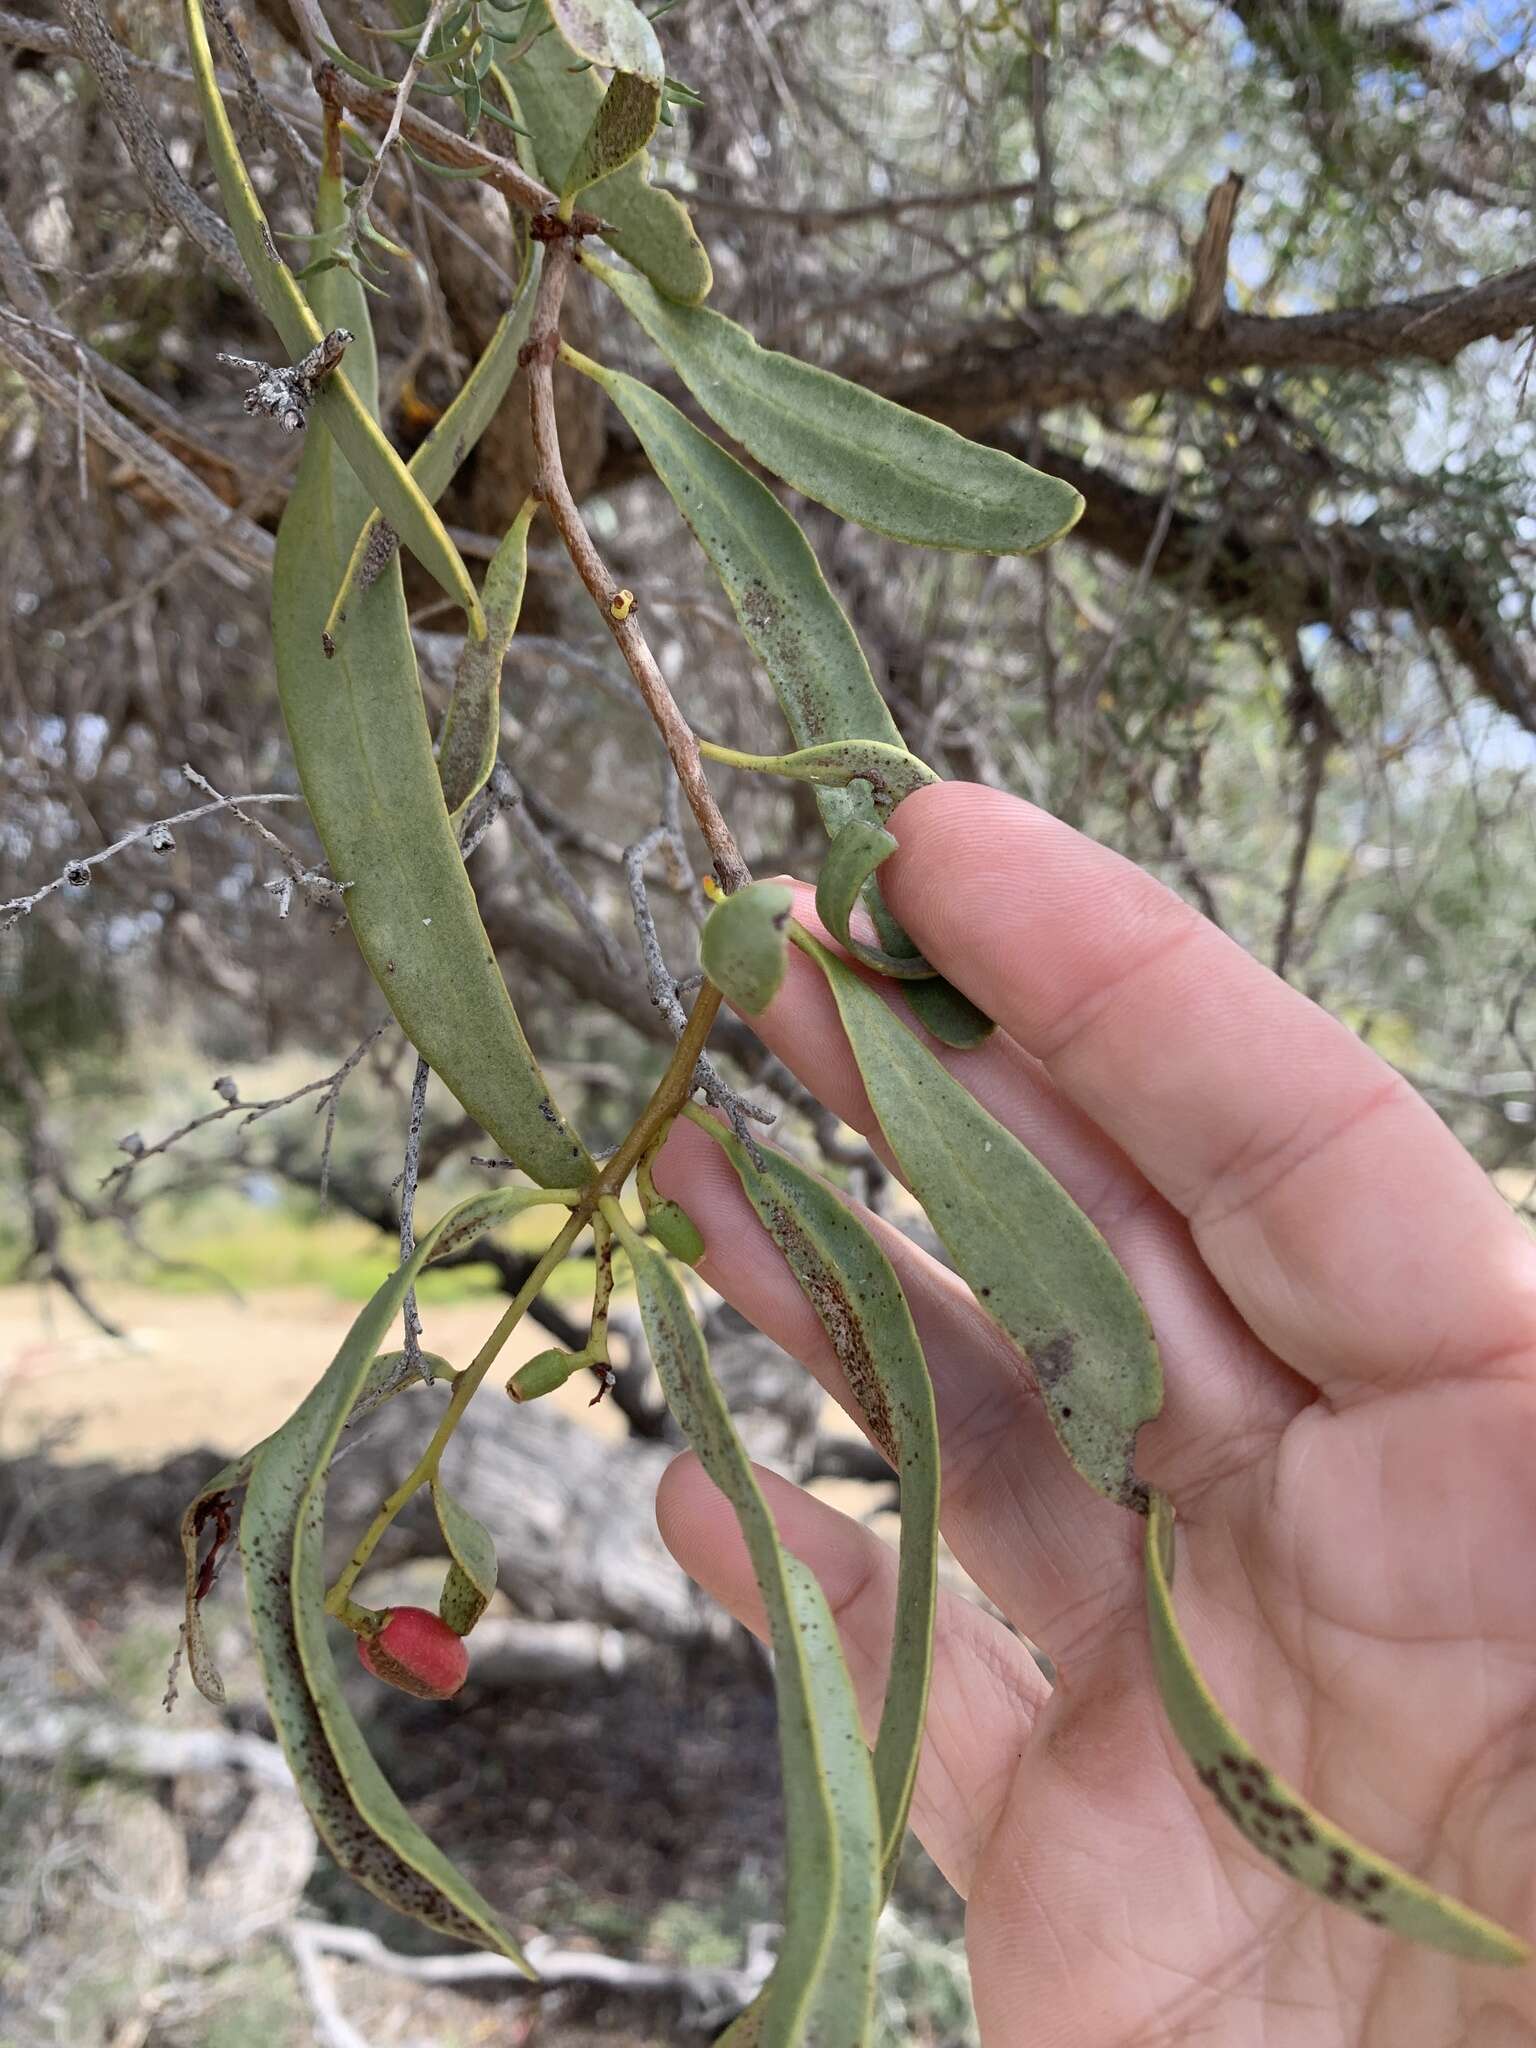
654;782;1536;2046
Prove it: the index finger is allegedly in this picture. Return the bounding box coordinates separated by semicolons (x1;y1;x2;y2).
878;783;1536;1396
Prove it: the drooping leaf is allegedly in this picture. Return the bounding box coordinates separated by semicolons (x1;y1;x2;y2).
561;70;662;200
437;497;535;819
589;254;1084;554
546;0;664;82
326;245;539;654
816;819;936;980
432;1482;498;1635
567;347;986;1046
181;1;485;634
613;1212;880;2042
698;1114;939;1880
699;881;795;1014
240;1191;546;1963
512;0;711;303
1145;1492;1529;1965
273;176;590;1192
798;929;1163;1512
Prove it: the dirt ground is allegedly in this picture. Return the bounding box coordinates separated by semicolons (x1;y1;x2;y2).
0;1281;629;1467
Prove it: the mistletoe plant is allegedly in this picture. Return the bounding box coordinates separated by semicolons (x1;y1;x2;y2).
172;0;1527;2034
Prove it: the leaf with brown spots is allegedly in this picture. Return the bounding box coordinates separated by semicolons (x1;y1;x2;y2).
436;498;534;821
1145;1492;1529;1965
561;72;661;202
693;1111;939;1883
796;927;1163;1512
432;1482;498;1636
177;1452;254;1706
610;1206;880;2042
239;1190;553;1965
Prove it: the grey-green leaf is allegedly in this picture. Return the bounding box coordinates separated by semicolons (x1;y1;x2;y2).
589;254;1084;554
798;929;1162;1511
437;498;534;819
513;0;710;303
698;1116;939;1881
568;345;985;1047
699;737;938;815
240;1193;540;1963
816;819;936;980
1145;1492;1529;1965
546;0;664;83
561;71;661;199
432;1481;498;1635
699;881;794;1014
273;180;590;1192
617;1217;879;2042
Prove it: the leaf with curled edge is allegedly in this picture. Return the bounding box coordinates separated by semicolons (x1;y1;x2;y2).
566;344;987;1048
589;254;1084;555
797;927;1163;1513
180;0;484;635
699;881;795;1015
1145;1491;1529;1965
432;1481;498;1636
177;1345;454;1706
816;818;936;981
325;247;540;657
561;71;661;200
698;738;938;815
512;0;710;304
697;1114;938;1885
613;1212;879;2043
436;499;534;820
240;1189;543;1963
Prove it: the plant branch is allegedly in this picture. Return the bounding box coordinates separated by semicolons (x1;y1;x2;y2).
526;243;749;891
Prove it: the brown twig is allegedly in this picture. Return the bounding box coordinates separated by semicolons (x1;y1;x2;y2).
525;243;749;891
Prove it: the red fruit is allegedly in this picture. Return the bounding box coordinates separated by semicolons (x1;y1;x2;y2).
356;1606;469;1700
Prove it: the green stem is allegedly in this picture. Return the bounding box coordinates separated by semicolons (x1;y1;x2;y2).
325;1207;586;1613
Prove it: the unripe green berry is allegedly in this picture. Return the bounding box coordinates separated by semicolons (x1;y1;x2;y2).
507;1347;581;1402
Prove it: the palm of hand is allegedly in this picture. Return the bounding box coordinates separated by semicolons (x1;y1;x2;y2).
655;785;1536;2047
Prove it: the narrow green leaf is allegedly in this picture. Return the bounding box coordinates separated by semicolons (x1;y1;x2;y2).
816;819;936;981
699;881;795;1014
698;1115;939;1881
432;1481;498;1634
546;0;664;81
589;254;1084;554
326;245;539;654
566;346;986;1047
561;70;661;199
241;1192;545;1963
613;1213;879;2042
513;0;711;303
1145;1492;1529;1965
798;929;1163;1512
182;1;485;634
274;186;589;1192
437;497;534;819
699;737;938;813
402;136;493;177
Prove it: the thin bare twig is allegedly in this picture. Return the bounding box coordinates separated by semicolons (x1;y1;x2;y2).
180;764;349;915
527;242;749;891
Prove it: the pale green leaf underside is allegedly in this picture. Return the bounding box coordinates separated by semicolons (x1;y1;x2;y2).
241;1192;545;1964
699;1115;939;1881
181;0;484;634
589;254;1084;553
618;1219;879;2043
546;0;664;84
515;0;710;303
798;929;1162;1511
816;818;936;980
1145;1493;1528;1965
